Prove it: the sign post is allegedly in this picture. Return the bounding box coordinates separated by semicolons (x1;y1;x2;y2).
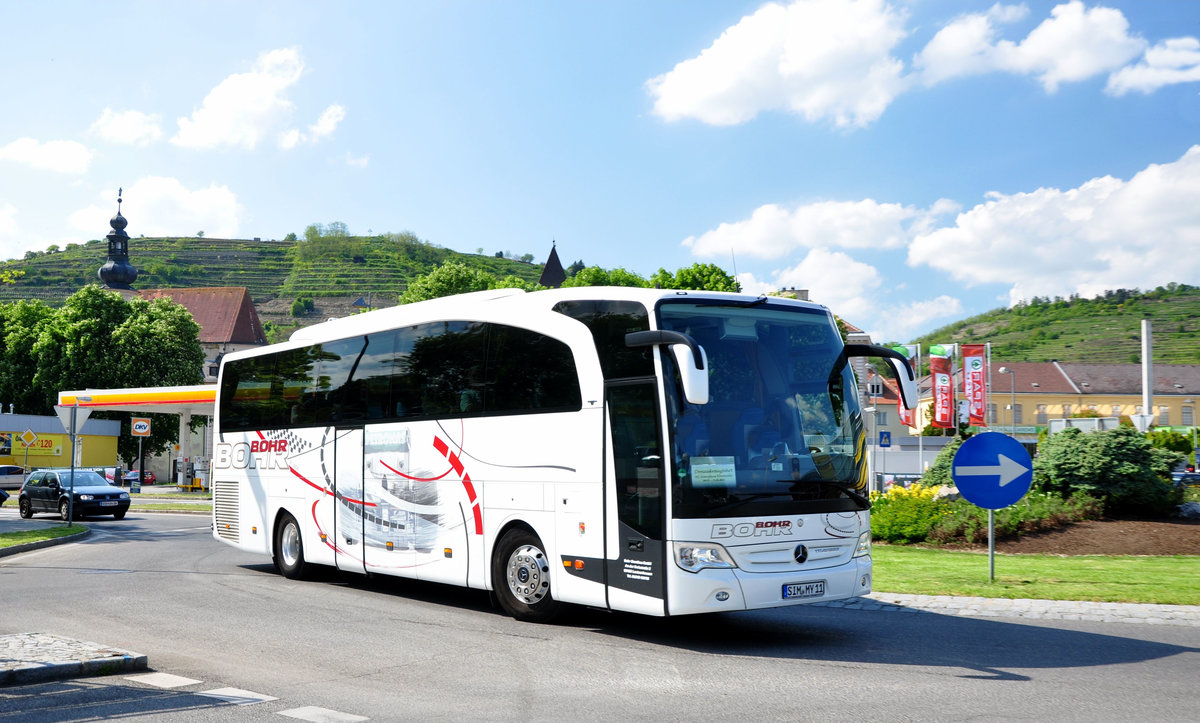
19;429;36;474
952;432;1033;581
131;417;151;494
54;398;92;527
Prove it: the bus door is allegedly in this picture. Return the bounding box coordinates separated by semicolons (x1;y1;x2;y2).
333;426;367;573
604;381;667;615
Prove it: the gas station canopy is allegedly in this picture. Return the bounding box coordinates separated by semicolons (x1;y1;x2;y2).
57;385;218;486
58;385;217;417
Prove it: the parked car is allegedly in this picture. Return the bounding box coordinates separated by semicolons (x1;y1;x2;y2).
122;469;156;486
18;469;130;520
1175;472;1200;489
0;464;28;490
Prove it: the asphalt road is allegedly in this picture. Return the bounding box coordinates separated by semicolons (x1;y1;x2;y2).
2;511;1198;721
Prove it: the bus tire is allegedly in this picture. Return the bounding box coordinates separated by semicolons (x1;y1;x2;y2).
274;513;308;580
492;528;562;623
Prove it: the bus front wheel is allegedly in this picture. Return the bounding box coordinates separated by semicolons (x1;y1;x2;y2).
275;513;307;580
493;528;562;623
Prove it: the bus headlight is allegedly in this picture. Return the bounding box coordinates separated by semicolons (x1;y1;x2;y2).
853;531;871;558
673;542;737;573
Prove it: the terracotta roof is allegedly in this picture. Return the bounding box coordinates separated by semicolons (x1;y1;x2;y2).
138;287;266;345
1057;363;1200;395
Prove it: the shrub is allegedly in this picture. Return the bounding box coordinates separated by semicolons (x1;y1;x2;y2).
1034;426;1182;516
927;491;1102;544
870;484;949;544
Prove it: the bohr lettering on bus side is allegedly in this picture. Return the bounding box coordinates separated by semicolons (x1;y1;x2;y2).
215;441;291;470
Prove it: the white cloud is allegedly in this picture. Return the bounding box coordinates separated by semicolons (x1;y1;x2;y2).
994;1;1146;92
172;47;305;150
89;108;164;146
907;144;1200;305
683;198;955;260
772;247;884;321
1107;37;1200;95
873;295;965;342
279;103;346;149
344;152;369;168
646;0;910;128
69;177;242;238
652;0;1170;129
915;1;1146;92
912;4;1027;86
0;137;92;174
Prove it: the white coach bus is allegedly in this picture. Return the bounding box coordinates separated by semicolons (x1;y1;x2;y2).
211;287;915;622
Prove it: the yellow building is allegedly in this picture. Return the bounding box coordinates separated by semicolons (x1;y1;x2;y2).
0;413;120;472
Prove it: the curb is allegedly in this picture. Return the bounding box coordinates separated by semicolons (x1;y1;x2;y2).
0;525;90;559
0;633;147;685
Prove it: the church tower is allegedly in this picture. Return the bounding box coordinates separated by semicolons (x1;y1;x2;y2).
98;188;138;291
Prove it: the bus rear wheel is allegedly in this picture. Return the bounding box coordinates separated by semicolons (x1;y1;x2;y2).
274;513;308;580
493;529;562;623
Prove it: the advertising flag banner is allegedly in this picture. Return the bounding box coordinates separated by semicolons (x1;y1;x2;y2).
962;344;987;426
930;345;954;429
891;345;915;428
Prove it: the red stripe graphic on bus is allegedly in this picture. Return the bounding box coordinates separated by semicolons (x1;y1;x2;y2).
433;435;483;535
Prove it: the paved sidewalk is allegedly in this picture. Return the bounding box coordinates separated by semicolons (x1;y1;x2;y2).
0;633;147;685
818;592;1200;627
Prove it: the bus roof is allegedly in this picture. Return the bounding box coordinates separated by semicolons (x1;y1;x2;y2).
275;286;830;351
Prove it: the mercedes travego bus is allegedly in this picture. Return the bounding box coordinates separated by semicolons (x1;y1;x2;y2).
211;287;916;622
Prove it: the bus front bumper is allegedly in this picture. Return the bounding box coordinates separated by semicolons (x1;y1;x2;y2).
666;555;872;616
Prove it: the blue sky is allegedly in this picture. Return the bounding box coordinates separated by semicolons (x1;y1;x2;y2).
2;1;1199;342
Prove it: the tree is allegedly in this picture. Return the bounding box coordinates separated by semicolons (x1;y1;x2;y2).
283;232;298;242
0;299;55;413
400;262;496;303
561;266;649;288
651;263;740;292
25;285;205;464
1034;426;1181;516
1147;428;1193;456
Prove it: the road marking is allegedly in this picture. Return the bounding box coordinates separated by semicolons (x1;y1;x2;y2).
953;453;1028;487
196;687;279;705
279;706;370;722
126;672;203;688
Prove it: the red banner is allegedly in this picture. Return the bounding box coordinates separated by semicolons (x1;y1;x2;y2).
962;344;987;426
898;391;915;428
931;354;954;428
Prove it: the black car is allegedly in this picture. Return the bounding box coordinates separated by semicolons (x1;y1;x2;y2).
18;469;131;520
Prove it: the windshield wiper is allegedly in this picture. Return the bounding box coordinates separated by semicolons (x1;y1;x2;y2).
706;492;797;516
783;480;871;508
710;295;770;308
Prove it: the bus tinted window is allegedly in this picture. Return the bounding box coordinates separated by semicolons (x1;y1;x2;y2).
220;322;581;432
487;324;582;413
553;300;652;379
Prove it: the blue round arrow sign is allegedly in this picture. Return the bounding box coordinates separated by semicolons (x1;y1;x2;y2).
952;432;1033;509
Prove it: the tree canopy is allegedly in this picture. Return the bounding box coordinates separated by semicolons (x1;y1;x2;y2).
1;285;205;464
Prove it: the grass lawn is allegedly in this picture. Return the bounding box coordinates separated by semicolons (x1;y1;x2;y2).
0;524;87;548
128;502;211;513
873;545;1200;605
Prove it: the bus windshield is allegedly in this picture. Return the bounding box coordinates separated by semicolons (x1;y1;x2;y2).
659;300;867;518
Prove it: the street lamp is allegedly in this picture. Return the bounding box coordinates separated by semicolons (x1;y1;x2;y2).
997;367;1015;437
